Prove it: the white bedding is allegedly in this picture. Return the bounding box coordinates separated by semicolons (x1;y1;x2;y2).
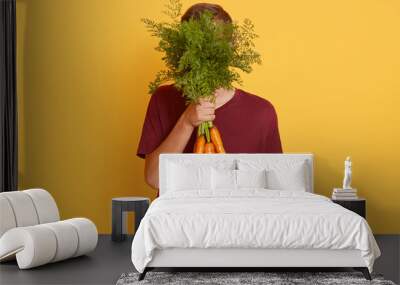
131;190;380;273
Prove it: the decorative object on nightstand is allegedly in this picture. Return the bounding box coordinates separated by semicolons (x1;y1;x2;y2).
332;156;358;200
111;197;150;242
332;188;358;200
332;198;366;218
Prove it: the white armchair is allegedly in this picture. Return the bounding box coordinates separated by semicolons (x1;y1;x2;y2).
0;189;97;269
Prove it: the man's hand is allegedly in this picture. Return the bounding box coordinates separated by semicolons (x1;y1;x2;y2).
144;99;215;190
182;99;216;127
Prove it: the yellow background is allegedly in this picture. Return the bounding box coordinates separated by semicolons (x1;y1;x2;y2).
16;0;400;234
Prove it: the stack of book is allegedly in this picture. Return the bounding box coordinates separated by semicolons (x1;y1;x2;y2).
332;188;358;200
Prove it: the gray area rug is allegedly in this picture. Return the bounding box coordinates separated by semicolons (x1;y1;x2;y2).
116;272;396;285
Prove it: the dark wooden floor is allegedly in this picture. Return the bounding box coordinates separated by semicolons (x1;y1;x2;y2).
0;235;398;285
0;235;135;285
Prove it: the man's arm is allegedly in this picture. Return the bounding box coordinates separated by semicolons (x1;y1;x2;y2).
144;100;215;189
266;105;283;153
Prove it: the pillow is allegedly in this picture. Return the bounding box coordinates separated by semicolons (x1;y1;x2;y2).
167;162;212;191
212;168;237;190
266;165;306;191
211;159;237;170
237;159;307;191
236;169;267;188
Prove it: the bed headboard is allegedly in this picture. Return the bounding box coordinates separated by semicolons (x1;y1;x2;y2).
159;153;314;195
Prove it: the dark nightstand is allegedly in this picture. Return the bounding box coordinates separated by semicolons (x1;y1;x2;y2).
332;198;366;218
111;197;150;242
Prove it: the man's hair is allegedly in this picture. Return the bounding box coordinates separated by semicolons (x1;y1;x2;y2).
181;3;232;23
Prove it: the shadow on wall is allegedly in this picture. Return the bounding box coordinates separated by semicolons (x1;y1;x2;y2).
16;0;27;188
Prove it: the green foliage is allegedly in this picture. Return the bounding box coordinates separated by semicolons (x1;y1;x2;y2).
142;0;262;103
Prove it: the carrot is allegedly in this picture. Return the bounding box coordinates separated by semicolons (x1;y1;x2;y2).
210;126;225;153
193;135;206;153
204;142;216;153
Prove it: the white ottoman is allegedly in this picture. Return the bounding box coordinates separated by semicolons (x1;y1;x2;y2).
0;189;98;269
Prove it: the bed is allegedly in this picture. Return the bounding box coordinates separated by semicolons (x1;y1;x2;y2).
131;153;380;280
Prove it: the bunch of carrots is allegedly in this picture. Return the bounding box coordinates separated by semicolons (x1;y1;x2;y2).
193;121;225;154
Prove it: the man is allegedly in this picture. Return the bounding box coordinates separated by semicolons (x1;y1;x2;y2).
137;3;282;190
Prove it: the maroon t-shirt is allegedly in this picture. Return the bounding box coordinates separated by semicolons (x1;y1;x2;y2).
137;84;282;158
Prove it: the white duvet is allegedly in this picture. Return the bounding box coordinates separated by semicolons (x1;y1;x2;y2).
131;190;380;273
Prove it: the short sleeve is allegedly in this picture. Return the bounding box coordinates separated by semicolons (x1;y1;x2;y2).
266;105;283;153
136;92;163;159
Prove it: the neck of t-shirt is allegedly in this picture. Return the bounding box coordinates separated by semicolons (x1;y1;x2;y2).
215;88;236;109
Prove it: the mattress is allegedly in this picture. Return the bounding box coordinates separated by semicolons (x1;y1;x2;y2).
131;189;380;273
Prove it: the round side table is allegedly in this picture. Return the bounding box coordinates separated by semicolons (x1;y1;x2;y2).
111;197;150;242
